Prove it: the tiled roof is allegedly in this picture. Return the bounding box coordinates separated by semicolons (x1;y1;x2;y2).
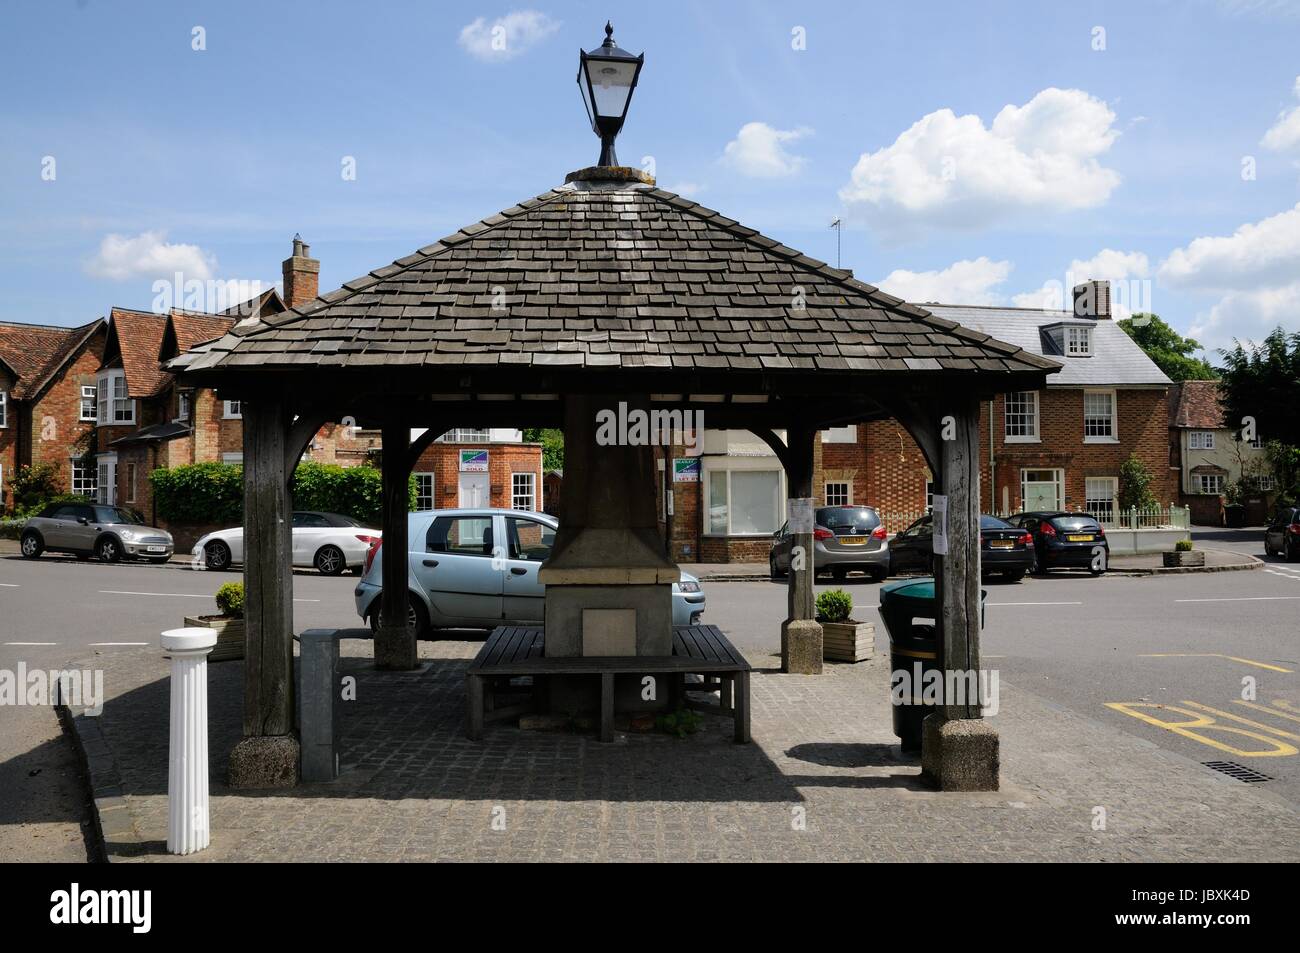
163;311;236;357
104;308;171;397
1169;379;1226;429
173;181;1059;380
924;305;1170;387
0;319;102;399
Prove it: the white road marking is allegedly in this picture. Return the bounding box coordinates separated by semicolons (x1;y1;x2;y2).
1175;596;1300;603
98;590;319;602
987;601;1084;606
0;583;20;588
4;642;57;646
89;642;149;646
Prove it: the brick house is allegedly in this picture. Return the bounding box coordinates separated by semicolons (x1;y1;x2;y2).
0;318;107;512
654;281;1174;561
410;428;545;513
1168;379;1272;525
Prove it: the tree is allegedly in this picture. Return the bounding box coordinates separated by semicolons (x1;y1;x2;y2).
1118;453;1158;511
523;428;564;472
1118;313;1218;381
1217;327;1300;450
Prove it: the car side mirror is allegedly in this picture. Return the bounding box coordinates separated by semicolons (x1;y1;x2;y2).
77;517;89;525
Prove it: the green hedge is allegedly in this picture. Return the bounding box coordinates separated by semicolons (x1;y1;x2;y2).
151;462;416;527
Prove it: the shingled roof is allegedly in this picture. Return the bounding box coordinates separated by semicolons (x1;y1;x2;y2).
1169;379;1227;429
171;181;1059;383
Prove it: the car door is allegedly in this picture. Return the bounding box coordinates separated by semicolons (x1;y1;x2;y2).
1267;509;1290;552
502;515;556;622
772;521;790;569
890;516;931;571
41;505;79;549
290;512;329;566
416;513;504;625
69;504;101;551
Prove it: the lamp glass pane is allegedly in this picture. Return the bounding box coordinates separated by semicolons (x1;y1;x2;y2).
584;58;637;117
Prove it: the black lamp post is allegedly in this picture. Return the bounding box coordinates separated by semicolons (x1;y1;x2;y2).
577;22;644;168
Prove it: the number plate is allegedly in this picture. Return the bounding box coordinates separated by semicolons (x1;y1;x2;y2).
837;536;866;545
147;545;168;553
1067;534;1094;542
989;540;1014;549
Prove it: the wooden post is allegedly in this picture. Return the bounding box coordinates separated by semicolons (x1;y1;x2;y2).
375;421;417;670
227;393;299;788
935;398;983;718
782;423;821;674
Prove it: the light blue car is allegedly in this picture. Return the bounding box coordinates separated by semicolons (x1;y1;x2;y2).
353;508;705;637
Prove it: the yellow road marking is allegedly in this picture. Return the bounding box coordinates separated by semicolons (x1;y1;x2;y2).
1104;702;1298;757
1138;653;1293;673
1180;701;1300;740
1234;700;1300;725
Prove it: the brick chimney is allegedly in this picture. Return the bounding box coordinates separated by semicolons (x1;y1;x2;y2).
1072;279;1111;319
282;234;320;309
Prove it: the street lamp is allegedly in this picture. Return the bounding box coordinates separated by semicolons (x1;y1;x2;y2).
577;21;644;168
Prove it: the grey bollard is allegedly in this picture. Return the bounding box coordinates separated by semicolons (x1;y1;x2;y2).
298;629;341;782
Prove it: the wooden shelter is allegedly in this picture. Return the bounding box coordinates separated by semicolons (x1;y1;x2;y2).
171;166;1059;790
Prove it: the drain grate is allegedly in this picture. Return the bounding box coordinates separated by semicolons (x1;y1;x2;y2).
1203;761;1274;783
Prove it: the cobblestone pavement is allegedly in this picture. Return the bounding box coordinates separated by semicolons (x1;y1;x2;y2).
62;634;1300;862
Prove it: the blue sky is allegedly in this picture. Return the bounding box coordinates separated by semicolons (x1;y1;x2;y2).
2;0;1299;356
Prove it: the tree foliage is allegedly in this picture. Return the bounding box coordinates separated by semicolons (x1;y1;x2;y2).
1118;453;1158;511
523;428;565;472
1118;313;1218;381
1217;327;1300;450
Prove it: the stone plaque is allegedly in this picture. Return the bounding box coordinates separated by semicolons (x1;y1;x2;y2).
582;608;637;656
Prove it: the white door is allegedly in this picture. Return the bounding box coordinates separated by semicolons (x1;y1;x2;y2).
458;471;488;508
96;455;118;505
1021;468;1062;511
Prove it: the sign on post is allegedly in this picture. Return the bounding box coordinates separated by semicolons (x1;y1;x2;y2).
932;494;949;555
788;497;814;534
672;458;699;482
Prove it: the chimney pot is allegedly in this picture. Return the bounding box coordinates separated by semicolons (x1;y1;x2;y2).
282;235;320;309
1072;279;1111;319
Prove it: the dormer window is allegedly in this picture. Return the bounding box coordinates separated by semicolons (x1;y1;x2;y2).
1065;326;1093;356
96;370;134;425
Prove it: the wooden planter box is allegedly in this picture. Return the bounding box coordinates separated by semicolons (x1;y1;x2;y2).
821;620;874;663
183;614;245;662
1162;550;1205;568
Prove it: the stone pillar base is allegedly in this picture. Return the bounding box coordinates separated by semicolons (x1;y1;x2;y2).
920;714;999;791
374;624;417;671
228;734;300;789
781;619;823;675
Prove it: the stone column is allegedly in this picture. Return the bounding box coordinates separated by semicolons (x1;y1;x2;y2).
782;423;822;674
162;626;217;855
376;422;417;670
922;397;999;791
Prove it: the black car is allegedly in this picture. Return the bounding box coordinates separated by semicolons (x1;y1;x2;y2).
888;514;1035;581
1006;511;1109;576
1264;507;1300;561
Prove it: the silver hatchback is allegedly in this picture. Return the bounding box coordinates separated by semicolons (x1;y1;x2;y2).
769;505;890;582
20;502;175;563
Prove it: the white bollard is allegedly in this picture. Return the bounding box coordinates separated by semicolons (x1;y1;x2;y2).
161;627;217;855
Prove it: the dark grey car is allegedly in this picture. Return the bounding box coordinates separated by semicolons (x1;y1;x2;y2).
20;502;175;563
769;505;890;582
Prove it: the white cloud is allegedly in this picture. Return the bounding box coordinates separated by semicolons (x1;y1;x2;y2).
721;123;810;178
458;10;560;62
1010;249;1150;317
85;230;216;281
839;88;1122;235
1068;249;1150;281
1158;203;1300;347
663;181;705;197
1262;76;1300;151
875;257;1012;306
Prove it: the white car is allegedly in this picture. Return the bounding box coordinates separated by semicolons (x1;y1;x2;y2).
194;510;381;575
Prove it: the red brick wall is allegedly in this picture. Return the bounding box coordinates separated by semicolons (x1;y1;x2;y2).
0;366;16;510
410;442;544;510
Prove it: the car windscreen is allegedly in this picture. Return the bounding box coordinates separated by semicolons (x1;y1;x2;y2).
1050;515;1100;531
94;506;143;524
980;515;1013;530
816;507;880;530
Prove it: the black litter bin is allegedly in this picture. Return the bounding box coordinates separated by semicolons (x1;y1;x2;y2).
878;577;986;751
1224;503;1246;528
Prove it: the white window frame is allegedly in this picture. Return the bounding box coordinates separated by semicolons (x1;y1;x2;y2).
824;481;851;506
1065;326;1093;356
440;428;491;443
223;400;242;419
0;389;7;428
1084;476;1118;524
79;384;97;422
413;472;435;511
96;370;134;425
703;464;786;537
1003;391;1040;443
511;472;536;511
819;425;857;444
1083;389;1117;443
222;452;243;465
96;453;117;505
1188;431;1215;450
1257;475;1276;491
176;390;192;422
1195;473;1226;495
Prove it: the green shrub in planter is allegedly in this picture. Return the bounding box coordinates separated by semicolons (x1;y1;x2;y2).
816;588;853;623
1175;538;1194;552
215;582;245;618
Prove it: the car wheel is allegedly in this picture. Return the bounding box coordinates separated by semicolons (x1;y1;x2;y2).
1004;569;1026;582
371;596;429;640
1263;537;1274;557
1289;542;1300;563
95;536;121;563
314;545;345;576
19;531;44;558
204;540;232;571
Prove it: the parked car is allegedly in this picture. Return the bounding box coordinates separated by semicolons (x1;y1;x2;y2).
20;502;174;563
194;510;381;575
1264;506;1300;561
887;513;1035;581
1006;511;1109;576
353;508;706;637
769;505;889;582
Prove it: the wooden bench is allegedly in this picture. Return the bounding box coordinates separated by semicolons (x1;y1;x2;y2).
466;624;751;744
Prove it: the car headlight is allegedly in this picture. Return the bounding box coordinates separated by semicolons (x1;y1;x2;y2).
119;529;140;541
678;581;701;593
